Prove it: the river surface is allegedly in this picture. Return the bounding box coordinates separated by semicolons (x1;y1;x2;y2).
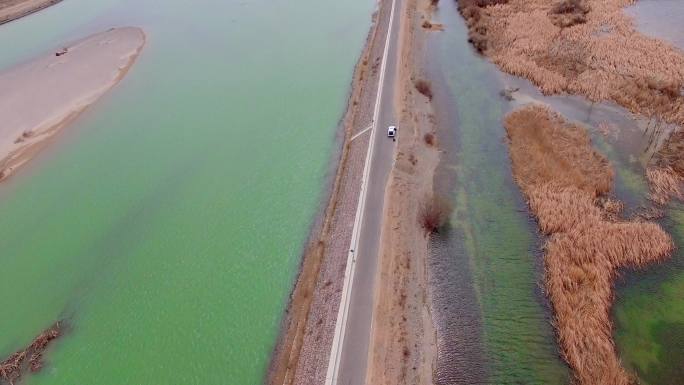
427;2;570;383
427;1;683;384
0;0;373;384
626;0;684;50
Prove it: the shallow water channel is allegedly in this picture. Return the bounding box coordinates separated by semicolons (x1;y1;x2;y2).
0;0;373;384
426;1;683;384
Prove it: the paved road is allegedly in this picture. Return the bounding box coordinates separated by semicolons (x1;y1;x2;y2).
333;0;402;382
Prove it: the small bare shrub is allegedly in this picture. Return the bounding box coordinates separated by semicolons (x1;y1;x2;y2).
419;195;453;233
422;20;433;29
414;79;433;100
424;132;435;146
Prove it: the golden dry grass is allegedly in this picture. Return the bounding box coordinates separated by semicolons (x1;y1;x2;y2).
505;105;674;385
459;0;684;126
648;129;684;204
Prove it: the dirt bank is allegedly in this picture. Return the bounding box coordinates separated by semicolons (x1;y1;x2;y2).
0;27;145;182
504;105;674;385
266;1;396;384
0;0;62;25
365;0;440;383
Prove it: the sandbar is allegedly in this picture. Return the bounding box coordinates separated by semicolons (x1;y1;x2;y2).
0;27;145;181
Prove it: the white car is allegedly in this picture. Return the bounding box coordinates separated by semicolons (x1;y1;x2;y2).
387;125;397;138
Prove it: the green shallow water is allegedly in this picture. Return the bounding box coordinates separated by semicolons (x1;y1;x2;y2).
429;2;684;383
0;0;373;383
428;2;570;383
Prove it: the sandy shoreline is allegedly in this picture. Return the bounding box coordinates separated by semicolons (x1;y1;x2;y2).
0;0;62;25
0;27;145;182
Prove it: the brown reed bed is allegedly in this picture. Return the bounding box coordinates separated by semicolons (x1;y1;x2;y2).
457;0;684;127
647;129;684;204
0;322;63;384
505;105;674;385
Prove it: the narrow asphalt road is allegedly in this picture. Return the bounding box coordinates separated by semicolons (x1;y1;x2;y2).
335;0;402;382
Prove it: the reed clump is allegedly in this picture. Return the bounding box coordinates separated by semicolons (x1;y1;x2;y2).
504;105;674;385
458;0;684;126
419;195;453;234
0;322;63;384
414;79;434;100
643;128;684;204
548;0;589;27
456;0;509;53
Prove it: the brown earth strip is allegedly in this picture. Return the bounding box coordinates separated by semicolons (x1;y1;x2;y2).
365;0;440;383
504;105;674;385
0;0;62;25
266;1;395;384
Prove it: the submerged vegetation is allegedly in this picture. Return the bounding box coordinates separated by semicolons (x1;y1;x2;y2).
504;105;673;385
0;322;63;384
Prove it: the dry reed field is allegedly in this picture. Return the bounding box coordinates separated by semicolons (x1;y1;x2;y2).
505;105;674;385
647;129;684;204
458;0;684;127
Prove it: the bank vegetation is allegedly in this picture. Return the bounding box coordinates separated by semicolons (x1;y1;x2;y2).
504;105;673;385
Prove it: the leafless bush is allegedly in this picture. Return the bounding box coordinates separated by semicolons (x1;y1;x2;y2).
424;132;435;146
414;79;433;100
419;195;453;233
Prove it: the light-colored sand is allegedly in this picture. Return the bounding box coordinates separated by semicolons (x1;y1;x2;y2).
365;0;439;383
0;0;62;25
0;27;145;181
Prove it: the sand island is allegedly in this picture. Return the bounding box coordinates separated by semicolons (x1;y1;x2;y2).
0;27;145;182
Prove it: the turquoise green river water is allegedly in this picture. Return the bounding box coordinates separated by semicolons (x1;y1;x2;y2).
0;0;373;383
